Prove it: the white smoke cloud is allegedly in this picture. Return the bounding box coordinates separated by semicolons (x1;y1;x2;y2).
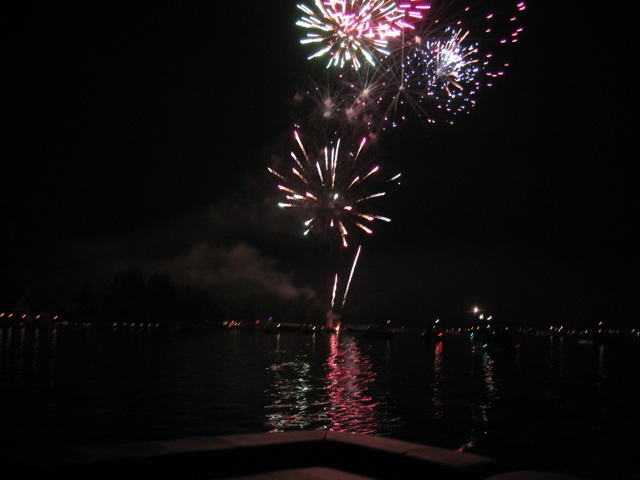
161;241;317;301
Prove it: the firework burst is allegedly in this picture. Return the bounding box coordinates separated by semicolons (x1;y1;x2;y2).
372;26;481;126
374;0;525;126
295;0;526;128
296;0;430;70
290;74;387;141
268;130;399;249
408;0;527;86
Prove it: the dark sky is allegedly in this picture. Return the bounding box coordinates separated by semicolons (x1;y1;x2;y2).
4;2;635;328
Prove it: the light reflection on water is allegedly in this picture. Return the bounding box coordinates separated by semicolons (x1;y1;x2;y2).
264;333;388;434
0;325;639;479
0;325;58;387
461;351;498;452
324;334;380;433
431;340;444;418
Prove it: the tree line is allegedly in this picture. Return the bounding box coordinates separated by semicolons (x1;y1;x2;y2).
2;266;323;327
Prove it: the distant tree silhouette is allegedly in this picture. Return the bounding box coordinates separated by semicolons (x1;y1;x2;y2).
177;285;217;325
145;272;180;324
75;280;98;323
102;266;146;323
99;265;321;327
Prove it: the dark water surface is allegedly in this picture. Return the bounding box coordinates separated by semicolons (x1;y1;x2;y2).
1;325;638;479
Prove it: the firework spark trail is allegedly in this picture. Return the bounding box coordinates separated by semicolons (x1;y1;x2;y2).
341;244;362;309
331;273;339;310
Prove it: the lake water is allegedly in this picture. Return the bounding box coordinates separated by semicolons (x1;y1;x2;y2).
1;324;638;479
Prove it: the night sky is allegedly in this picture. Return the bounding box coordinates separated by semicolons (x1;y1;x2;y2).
3;2;635;328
